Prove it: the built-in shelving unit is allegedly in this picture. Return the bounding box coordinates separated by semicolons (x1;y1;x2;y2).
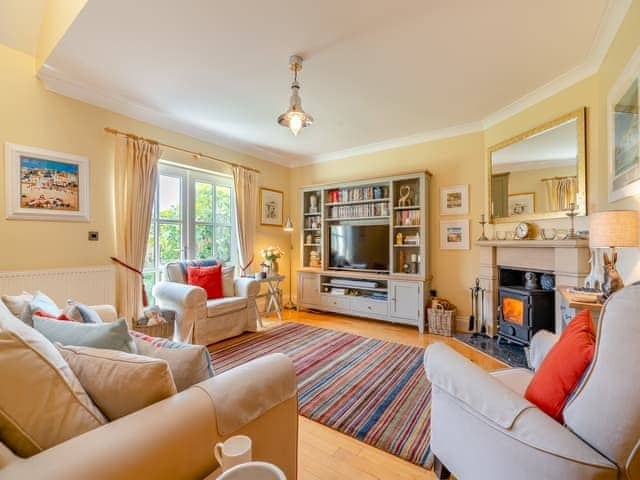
297;172;431;333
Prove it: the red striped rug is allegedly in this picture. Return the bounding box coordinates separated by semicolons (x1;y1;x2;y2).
209;322;432;467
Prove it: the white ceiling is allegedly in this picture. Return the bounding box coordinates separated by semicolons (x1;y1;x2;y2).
0;0;45;55
30;0;631;165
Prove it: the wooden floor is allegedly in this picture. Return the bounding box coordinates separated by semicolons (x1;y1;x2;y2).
261;309;506;480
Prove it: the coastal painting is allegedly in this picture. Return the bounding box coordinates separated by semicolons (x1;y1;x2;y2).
5;143;89;221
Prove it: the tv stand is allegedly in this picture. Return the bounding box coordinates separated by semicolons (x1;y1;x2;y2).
297;172;430;333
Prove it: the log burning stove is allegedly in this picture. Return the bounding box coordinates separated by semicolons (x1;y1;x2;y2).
497;268;555;346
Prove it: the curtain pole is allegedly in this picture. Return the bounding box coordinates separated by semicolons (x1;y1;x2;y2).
104;127;261;174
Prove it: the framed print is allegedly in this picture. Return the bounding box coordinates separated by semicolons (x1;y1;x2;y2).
508;192;535;216
608;45;640;202
440;184;468;216
260;187;284;226
5;143;89;222
440;219;469;250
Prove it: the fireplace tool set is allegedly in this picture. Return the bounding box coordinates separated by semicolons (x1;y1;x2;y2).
469;278;489;338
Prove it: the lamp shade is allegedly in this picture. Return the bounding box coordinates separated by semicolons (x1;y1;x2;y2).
589;210;639;248
283;216;294;232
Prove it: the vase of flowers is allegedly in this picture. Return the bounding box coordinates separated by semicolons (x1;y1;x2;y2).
260;246;284;276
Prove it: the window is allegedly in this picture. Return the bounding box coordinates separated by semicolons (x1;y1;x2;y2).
144;164;236;301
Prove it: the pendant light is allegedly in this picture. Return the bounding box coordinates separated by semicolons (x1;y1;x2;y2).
277;55;314;136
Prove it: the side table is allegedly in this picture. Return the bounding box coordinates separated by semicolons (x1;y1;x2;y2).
253;274;285;324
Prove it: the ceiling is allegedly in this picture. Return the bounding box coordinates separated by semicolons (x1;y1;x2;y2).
18;0;633;165
0;0;45;55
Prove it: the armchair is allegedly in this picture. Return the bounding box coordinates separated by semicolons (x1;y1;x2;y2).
424;284;640;480
153;262;259;346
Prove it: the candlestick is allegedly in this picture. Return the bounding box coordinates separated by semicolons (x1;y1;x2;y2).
566;202;578;240
478;214;489;241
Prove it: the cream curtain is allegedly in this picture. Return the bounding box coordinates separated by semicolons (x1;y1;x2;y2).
113;136;161;322
232;166;258;276
543;176;577;211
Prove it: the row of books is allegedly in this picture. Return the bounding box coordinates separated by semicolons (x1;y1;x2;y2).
327;186;388;203
328;202;389;219
395;210;420;226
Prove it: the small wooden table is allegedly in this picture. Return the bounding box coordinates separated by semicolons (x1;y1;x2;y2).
558;286;604;316
254;274;285;324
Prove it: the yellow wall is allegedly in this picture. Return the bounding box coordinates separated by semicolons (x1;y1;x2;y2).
0;44;292;293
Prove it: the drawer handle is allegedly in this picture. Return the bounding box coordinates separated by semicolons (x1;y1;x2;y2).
367;306;372;310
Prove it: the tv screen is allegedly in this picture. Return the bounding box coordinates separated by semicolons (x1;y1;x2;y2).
329;224;389;272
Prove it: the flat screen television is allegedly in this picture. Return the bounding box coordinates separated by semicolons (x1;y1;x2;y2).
329;224;389;273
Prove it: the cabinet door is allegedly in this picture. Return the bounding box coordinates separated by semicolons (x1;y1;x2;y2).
298;273;320;307
389;281;422;326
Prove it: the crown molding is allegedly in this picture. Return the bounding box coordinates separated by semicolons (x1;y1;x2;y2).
37;64;298;168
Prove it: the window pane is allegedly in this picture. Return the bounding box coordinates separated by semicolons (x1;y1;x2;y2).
159;223;182;263
215;225;232;263
143;272;156;306
145;224;155;269
195;224;213;260
159;175;181;220
216;185;232;225
195;182;213;222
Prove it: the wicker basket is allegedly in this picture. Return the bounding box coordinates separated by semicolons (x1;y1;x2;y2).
427;304;456;337
132;310;175;339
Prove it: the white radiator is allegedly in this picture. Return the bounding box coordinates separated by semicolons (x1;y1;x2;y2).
0;265;116;307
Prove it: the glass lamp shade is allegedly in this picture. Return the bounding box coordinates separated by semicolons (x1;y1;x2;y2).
589;210;639;248
283;216;294;232
277;109;313;136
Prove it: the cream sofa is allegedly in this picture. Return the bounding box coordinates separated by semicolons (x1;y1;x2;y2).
424;284;640;480
153;262;260;346
0;303;298;480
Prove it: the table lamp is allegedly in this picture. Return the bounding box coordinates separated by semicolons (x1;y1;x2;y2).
283;216;296;309
589;210;639;295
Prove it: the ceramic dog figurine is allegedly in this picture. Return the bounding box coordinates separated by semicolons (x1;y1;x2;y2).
601;251;624;299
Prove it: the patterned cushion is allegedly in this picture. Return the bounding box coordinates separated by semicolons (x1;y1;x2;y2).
64;301;103;323
130;330;214;391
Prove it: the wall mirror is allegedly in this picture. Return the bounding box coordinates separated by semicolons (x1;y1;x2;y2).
488;108;587;223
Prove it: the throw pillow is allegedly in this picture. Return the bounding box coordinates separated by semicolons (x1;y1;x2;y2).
0;302;106;457
64;301;103;323
56;344;177;420
1;291;33;317
524;310;596;423
131;331;214;391
34;317;137;353
222;265;235;297
20;291;61;326
188;264;224;299
33;311;71;321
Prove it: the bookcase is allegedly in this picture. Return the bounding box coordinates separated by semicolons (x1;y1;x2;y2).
297;172;430;332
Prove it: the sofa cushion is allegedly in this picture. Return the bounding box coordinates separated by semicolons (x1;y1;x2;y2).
56;344;177;420
222;266;235;297
20;291;60;326
525;310;595;423
1;291;33;317
188;265;224;300
0;302;106;457
33;317;137;353
64;301;103;323
207;297;248;317
131;331;214;391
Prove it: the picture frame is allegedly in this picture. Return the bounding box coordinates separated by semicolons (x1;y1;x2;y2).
259;187;284;226
608;45;640;202
508;192;535;216
440;219;469;250
440;184;469;216
4;143;90;222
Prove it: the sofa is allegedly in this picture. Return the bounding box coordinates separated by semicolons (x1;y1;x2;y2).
424;284;640;480
0;302;298;480
153;262;260;346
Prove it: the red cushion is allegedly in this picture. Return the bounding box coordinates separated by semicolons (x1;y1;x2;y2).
33;311;71;321
524;310;596;423
187;265;223;300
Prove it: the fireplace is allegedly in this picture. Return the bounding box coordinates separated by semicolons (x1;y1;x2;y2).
497;268;555;346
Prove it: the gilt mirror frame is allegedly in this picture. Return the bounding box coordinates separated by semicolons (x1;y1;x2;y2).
487;107;587;224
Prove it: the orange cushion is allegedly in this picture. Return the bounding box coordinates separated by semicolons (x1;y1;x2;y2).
524;310;595;423
187;265;223;300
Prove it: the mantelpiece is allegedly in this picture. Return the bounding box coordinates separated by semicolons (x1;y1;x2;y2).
476;239;590;335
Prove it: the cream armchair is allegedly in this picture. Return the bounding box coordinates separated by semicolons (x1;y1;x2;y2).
0;353;298;480
153;262;259;346
424;284;640;480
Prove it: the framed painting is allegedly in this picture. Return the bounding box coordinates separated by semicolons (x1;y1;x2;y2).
608;45;640;202
440;184;468;216
440;219;469;250
260;187;284;226
508;192;535;216
5;143;89;222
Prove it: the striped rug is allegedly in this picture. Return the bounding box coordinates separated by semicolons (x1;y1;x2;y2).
209;322;432;467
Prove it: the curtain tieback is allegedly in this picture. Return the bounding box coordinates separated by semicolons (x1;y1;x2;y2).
110;256;149;307
240;254;254;276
